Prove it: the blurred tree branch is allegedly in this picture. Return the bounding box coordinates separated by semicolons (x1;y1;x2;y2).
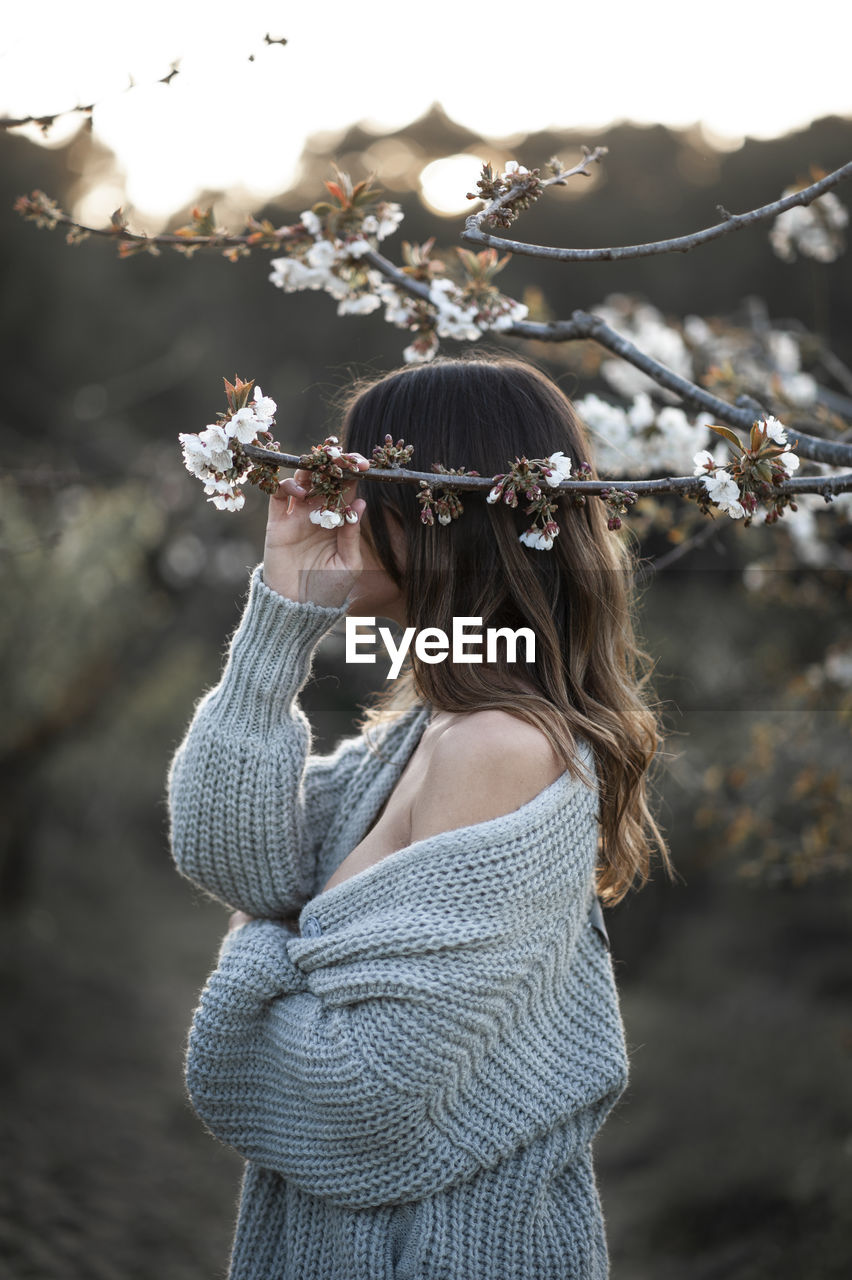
0;61;182;135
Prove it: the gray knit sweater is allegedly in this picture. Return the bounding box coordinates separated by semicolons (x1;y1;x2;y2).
168;567;629;1279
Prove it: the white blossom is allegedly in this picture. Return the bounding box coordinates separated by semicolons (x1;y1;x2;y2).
344;509;359;524
684;314;712;346
761;416;788;445
381;290;414;327
309;507;345;529
326;446;342;459
179;432;218;479
484;298;529;331
337;293;382;316
486;486;502;504
597;297;693;399
321;271;354;302
824;646;852;687
300;209;322;236
429;279;481;341
578;393;717;479
306;239;337;271
203;477;245;511
544;451;573;486
655;406;691;440
345;238;372;259
702;470;745;518
207;490;245;512
767;331;800;375
519;528;554;550
203;476;238;496
702;470;737;501
196;424;234;472
368;203;404;240
693;450;718;475
784;492;837;567
403;335;439;364
252;386;277;426
438;513;452;525
269;255;333;293
227;407;260;444
502;161;530;180
359;207;404;240
769;189;848;263
777;450;800;475
779;372;818;408
627;392;656;431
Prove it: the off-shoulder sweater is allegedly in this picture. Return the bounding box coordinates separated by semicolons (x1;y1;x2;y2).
168;566;629;1279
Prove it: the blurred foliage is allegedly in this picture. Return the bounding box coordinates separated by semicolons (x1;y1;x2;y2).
1;110;851;1278
0;481;165;758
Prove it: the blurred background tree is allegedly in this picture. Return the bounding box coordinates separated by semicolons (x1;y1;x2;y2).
1;68;851;1280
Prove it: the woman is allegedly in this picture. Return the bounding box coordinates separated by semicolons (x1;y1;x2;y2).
169;354;672;1279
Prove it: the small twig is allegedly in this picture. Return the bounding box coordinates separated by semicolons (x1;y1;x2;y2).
817;346;852;399
815;387;852;425
461;161;852;262
19;207;301;251
466;148;608;228
0;61;181;133
646;519;726;571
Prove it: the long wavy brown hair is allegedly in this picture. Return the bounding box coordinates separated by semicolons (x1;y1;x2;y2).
338;352;673;905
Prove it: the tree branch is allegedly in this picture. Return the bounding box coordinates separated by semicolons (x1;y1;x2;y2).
16;173;852;471
240;444;852;499
461;161;852;261
508;310;852;466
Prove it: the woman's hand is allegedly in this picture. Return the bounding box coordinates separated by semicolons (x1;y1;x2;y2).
263;455;370;609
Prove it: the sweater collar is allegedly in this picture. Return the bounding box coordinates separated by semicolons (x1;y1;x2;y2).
298;733;596;936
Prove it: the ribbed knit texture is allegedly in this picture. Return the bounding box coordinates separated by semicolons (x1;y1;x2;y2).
169;566;629;1279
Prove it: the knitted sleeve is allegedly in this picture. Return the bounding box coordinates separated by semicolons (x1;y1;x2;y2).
185;793;628;1210
167;566;368;915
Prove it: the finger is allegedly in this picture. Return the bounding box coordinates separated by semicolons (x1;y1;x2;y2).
340;457;370;501
270;476;308;505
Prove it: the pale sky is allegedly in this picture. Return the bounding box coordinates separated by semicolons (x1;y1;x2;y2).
4;0;850;226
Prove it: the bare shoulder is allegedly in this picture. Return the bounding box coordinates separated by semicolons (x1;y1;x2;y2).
409;709;565;843
430;708;560;762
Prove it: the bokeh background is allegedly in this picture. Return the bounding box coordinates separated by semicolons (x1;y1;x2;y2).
2;13;852;1279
